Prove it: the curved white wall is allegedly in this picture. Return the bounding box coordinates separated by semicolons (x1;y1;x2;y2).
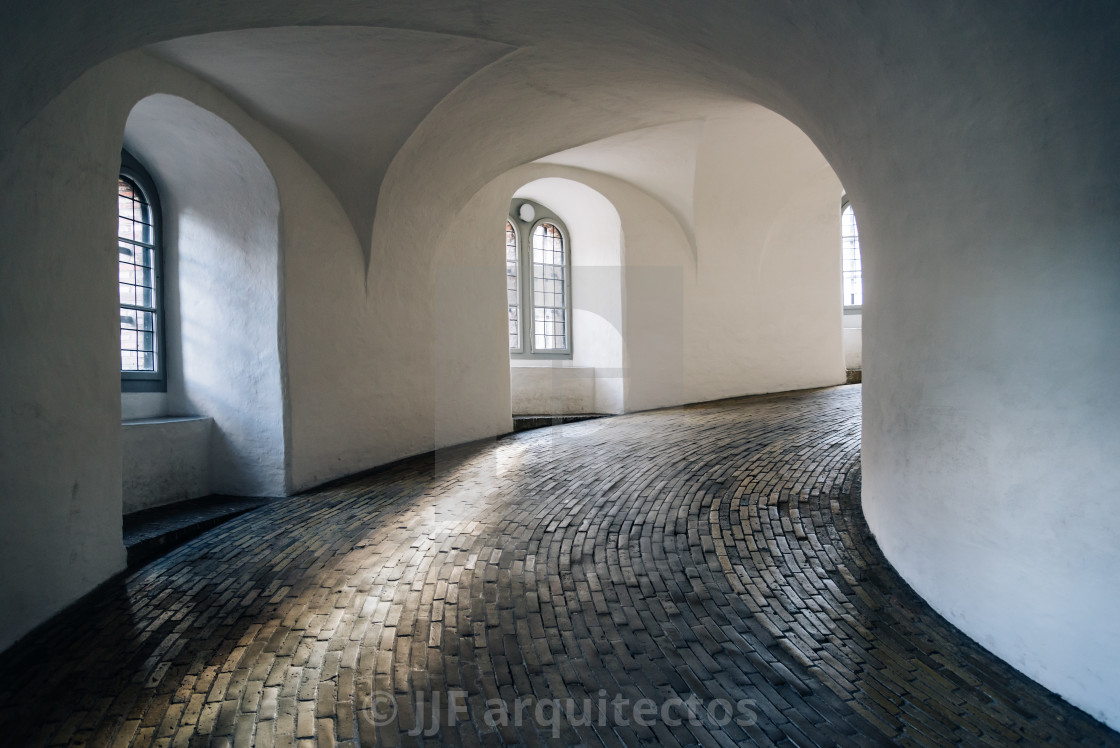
858;148;1120;727
688;110;844;400
822;13;1120;727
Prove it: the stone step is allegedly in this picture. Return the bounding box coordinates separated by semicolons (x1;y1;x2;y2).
122;494;278;568
513;413;609;432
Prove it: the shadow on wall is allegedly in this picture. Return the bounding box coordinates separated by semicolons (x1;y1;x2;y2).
122;94;287;499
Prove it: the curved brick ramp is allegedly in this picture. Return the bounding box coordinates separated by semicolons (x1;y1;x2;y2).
1;386;1115;746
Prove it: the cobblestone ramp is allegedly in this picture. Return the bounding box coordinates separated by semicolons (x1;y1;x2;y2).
1;386;1116;746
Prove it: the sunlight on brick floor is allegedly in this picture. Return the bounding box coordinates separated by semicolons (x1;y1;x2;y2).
0;386;1115;747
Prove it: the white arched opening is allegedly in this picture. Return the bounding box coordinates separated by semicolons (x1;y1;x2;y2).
121;94;286;502
510;178;625;416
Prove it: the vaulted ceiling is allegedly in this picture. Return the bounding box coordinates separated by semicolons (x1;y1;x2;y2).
151;27;513;244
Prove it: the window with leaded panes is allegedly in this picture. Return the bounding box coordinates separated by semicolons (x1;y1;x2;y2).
118;151;165;391
506;220;520;350
507;201;571;357
841;198;862;309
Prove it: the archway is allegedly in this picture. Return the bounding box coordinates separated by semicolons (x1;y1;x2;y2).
509;178;625;418
121;94;285;504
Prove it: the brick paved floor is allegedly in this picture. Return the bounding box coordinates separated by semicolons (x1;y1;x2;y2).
1;386;1116;747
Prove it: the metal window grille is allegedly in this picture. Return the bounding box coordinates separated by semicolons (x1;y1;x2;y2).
506;221;520;350
531;222;567;351
118;177;158;372
841;202;863;307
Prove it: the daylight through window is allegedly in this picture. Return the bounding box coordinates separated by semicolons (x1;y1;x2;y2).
507;202;571;356
118;177;158;372
531;223;568;351
118;151;164;391
506;220;520;350
841;199;862;308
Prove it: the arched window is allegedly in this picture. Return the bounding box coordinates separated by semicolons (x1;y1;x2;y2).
506;220;520;350
530;222;568;351
841;197;862;309
508;200;571;357
118;151;165;391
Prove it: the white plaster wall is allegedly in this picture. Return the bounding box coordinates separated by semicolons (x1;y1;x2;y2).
121;392;168;420
685;110;845;401
544;107;845;412
121;417;212;512
510;366;596;415
859;174;1120;729
0;60;129;653
579;312;624;413
428;186;520;452
538;120;705;258
281;182;391;489
829;13;1120;727
126;94;286;498
621;253;689;413
842;311;862;371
